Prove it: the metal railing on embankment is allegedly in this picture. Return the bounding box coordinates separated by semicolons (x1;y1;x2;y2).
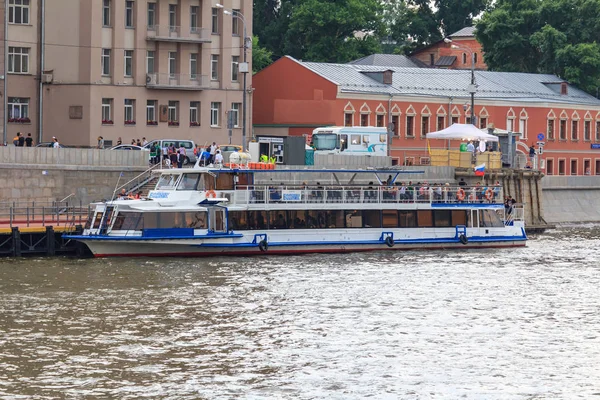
0;201;91;228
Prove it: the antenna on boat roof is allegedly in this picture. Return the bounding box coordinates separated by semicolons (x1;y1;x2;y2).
110;172;124;202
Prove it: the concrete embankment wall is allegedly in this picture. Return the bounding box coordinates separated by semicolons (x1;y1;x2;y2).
0;147;148;205
542;176;600;223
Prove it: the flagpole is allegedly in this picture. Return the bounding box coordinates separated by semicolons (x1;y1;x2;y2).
111;172;124;202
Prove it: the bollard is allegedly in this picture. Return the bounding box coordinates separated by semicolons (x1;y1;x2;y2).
46;226;55;256
11;227;21;257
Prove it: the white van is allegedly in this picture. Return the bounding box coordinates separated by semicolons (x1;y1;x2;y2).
143;139;197;165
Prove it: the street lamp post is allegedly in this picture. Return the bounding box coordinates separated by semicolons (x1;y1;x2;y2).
217;4;250;151
444;38;476;126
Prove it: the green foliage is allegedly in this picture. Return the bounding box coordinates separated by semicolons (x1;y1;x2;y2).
435;0;491;37
251;36;274;73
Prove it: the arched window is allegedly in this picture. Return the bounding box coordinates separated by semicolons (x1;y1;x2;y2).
474;53;478;64
462;53;467;64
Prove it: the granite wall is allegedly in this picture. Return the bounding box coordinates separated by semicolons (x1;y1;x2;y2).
542;176;600;223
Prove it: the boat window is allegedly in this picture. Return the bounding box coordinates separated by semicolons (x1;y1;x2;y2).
313;133;338;150
156;174;179;189
379;134;386;143
433;210;452;227
212;210;225;231
363;210;381;228
184;212;207;229
340;135;348;151
196;175;207;191
111;212;143;230
479;209;504;227
362;135;370;144
159;212;185;228
306;210;327;228
84;213;94;229
351;134;360;145
327;210;345;228
287;210;306;228
216;173;235;190
399;211;417;227
229;211;248;230
269;211;288;229
382;210;398;228
143;213;159;229
248;210;268;230
345;210;362;228
417;210;434;227
471;210;479;228
178;173;200;190
92;212;103;229
451;210;467;226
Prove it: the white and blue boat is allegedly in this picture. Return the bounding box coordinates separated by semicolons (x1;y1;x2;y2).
67;166;527;257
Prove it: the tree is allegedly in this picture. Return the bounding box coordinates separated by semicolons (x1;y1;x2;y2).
435;0;491;37
251;36;274;73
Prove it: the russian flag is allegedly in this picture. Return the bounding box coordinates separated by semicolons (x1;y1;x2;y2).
474;163;485;176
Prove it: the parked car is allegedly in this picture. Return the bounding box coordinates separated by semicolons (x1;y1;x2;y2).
109;144;145;151
35;142;69;148
219;145;243;152
143;139;197;165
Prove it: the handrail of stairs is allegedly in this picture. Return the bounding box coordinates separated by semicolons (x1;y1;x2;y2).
115;163;162;196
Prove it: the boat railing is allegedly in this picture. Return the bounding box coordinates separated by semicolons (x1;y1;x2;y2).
504;204;525;226
226;185;504;206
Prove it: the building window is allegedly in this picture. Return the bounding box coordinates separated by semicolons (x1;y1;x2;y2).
545;158;553;175
421;116;429;137
558;159;565;175
146;50;155;74
596;159;600;175
571;120;579;140
344;113;353;127
474;53;478;64
146;100;157;125
232;9;240;35
406;115;414;137
519;118;527;139
169;4;177;31
570;159;578;175
168;100;179;125
125;1;134;28
147;2;156;28
391;115;399;136
462;53;467;64
437;116;445;131
190;6;199;32
211;102;221;127
8;97;29;122
8;47;29;74
124;50;133;77
211;55;219;81
231;103;241;127
559;119;567;140
429;54;434;66
102;0;110;26
451;116;459;124
211;8;219;34
124;99;135;124
596;121;600;141
479;117;487;129
506;118;514;132
101;98;113;124
584;120;591;141
548;119;555;140
168;52;177;78
231;56;239;82
101;49;111;76
584;159;591;175
360;114;368;127
190;101;200;126
190;53;198;80
376;114;384;128
9;0;29;24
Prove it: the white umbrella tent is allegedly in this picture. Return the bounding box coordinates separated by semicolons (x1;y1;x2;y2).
426;123;499;142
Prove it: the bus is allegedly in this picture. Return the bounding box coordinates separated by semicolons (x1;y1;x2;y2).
312;126;388;156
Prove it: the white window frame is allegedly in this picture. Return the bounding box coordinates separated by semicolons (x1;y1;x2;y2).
231;103;240;128
125;0;134;28
169;4;177;31
168;100;179;122
146;50;155;74
124;99;135;123
211;54;219;81
8;97;29;121
231;55;239;82
190;101;200;125
190;6;199;32
168;51;177;78
102;0;110;26
211;8;219;34
146;100;156;123
124;50;133;77
8;47;29;74
101;49;111;76
101;98;112;123
147;2;156;28
9;0;30;25
190;53;198;80
211;102;221;127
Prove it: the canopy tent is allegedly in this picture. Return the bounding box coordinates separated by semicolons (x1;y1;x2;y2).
426;123;499;142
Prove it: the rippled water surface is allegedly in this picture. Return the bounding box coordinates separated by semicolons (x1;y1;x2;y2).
1;226;600;399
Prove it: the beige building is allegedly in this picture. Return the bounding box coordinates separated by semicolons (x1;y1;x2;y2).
0;0;252;147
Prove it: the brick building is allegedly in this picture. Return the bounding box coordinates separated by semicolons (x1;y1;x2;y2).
411;27;487;70
0;0;252;147
253;56;600;176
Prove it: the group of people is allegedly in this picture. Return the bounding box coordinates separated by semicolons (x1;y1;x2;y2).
12;132;34;147
194;142;223;166
97;136;148;149
117;188;142;200
149;142;188;168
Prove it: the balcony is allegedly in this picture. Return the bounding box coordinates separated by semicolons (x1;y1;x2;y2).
146;73;209;90
146;25;211;43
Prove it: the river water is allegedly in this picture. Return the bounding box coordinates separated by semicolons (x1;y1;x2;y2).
1;225;599;399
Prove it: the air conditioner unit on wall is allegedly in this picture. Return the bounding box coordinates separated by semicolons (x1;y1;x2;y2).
42;73;53;84
146;73;157;85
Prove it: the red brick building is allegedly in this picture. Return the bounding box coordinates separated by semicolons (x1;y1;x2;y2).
253;56;600;175
411;27;488;70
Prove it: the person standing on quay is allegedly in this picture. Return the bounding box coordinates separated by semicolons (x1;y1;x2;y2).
18;132;25;147
53;137;60;148
25;133;34;147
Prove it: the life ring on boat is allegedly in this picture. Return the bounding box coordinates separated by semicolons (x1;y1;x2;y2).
485;188;494;201
459;234;468;245
258;239;268;252
385;236;394;247
205;190;217;198
456;188;465;201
